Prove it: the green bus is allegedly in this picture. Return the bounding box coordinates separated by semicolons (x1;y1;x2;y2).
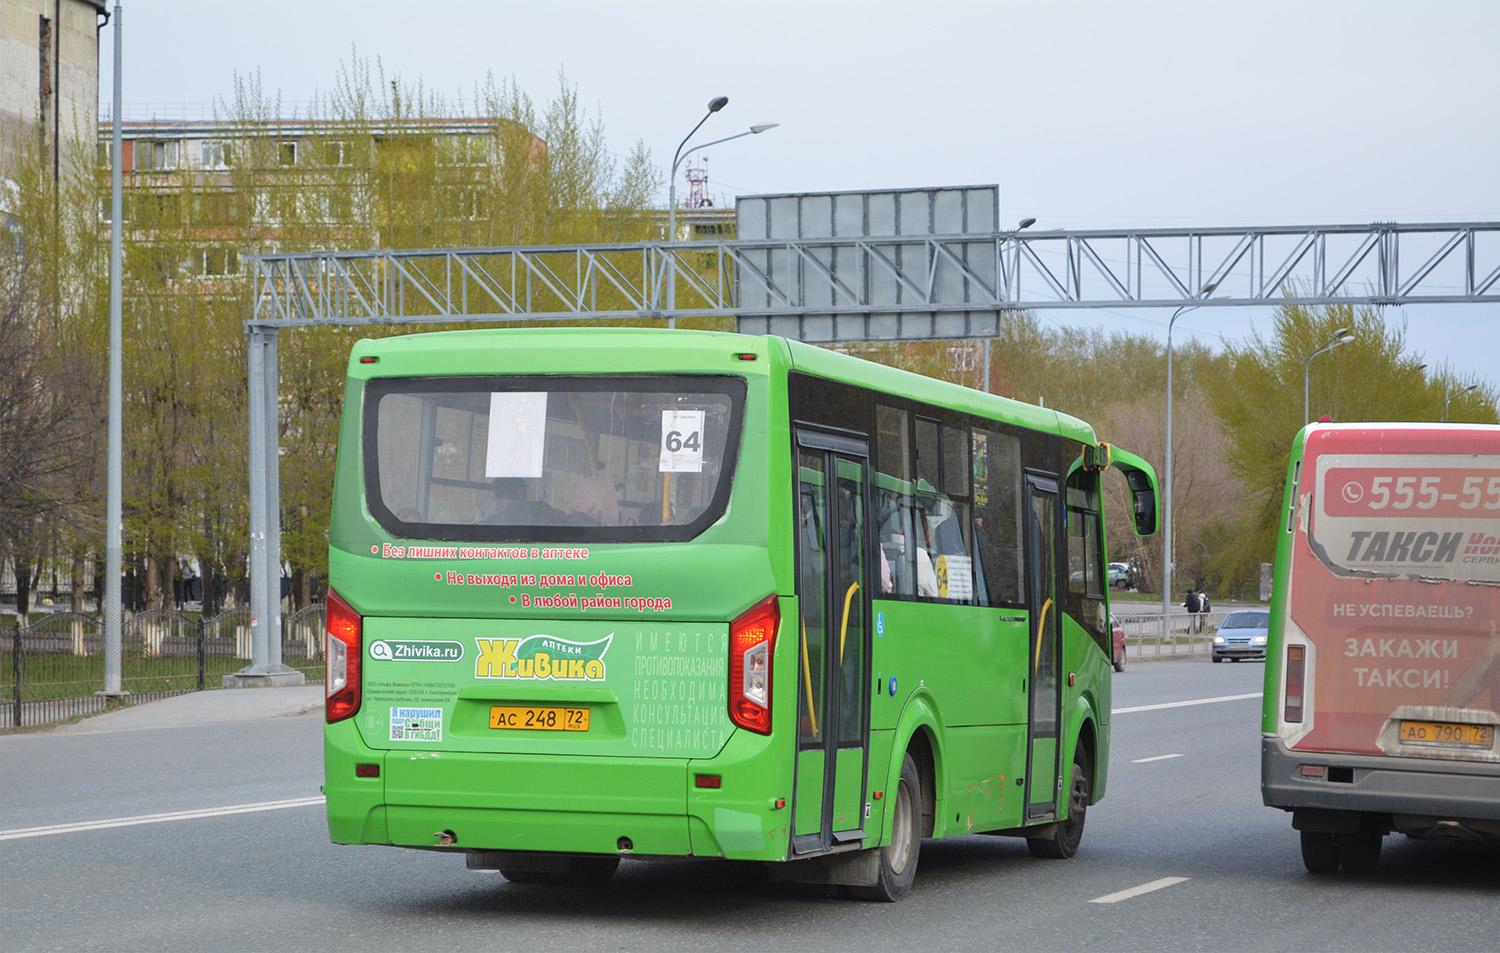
1262;422;1500;874
323;327;1159;899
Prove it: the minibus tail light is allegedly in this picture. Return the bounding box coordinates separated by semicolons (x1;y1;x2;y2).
1284;644;1305;724
729;595;779;735
326;589;362;723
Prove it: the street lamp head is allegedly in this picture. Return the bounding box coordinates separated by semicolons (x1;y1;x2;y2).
708;96;729;113
1322;327;1353;347
749;123;778;134
1017;217;1037;230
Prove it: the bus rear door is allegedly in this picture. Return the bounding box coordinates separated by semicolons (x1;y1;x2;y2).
1025;474;1063;821
793;429;871;854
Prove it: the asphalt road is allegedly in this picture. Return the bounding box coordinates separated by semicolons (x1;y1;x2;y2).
2;662;1496;953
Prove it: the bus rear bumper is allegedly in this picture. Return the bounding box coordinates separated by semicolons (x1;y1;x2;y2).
1261;736;1500;835
325;722;791;862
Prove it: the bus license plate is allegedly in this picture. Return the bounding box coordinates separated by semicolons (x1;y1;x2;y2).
489;706;590;732
1398;720;1494;748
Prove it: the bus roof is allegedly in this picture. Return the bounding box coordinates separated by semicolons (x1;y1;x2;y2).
347;326;1096;445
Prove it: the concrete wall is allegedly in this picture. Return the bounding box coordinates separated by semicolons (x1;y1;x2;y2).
0;0;104;174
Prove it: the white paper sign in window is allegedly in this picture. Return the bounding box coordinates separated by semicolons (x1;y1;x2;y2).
659;410;706;473
485;392;547;478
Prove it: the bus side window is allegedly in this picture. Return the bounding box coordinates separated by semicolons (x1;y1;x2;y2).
973;427;1023;606
875;403;915;597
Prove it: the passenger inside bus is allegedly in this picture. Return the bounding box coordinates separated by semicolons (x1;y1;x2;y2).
564;476;619;526
475;477;561;526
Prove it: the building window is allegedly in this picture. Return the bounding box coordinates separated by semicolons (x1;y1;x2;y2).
201;141;233;170
326;140;351;166
279;141;298;166
140;140;179;172
200;248;239;277
437;134;487;166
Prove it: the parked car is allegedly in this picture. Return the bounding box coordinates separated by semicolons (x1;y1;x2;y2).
1107;562;1134;590
1111;614;1126;672
1211;609;1270;662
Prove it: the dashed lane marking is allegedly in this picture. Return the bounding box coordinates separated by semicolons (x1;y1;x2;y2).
1131;753;1184;763
1091;876;1190;904
1113;692;1260;715
0;796;325;841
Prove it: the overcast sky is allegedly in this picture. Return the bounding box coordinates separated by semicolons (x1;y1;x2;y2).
101;0;1500;393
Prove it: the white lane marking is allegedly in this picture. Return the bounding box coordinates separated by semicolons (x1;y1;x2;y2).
1091;876;1190;904
1131;753;1184;763
0;796;325;841
1113;692;1260;715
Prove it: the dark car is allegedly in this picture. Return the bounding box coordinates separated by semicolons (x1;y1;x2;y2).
1212;609;1269;662
1111;614;1126;672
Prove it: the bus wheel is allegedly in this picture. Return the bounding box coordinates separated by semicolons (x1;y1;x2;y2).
1299;831;1340;873
848;753;920;902
1336;820;1382;875
1028;746;1091;860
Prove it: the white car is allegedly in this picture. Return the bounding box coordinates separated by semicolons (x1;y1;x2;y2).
1212;609;1269;662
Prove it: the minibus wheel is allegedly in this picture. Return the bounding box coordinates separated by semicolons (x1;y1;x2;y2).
848;753;920;901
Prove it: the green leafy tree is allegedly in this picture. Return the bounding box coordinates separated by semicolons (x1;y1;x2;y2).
0;126;104;619
1206;301;1498;591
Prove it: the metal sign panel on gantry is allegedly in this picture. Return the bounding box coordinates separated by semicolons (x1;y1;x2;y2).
735;186;1005;343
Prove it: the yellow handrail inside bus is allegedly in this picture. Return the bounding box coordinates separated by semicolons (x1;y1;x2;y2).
839;581;860;663
800;618;819;737
1035;597;1053;667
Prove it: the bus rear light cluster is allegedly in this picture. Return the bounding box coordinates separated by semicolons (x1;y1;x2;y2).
728;595;780;735
325;589;363;723
1284;645;1306;724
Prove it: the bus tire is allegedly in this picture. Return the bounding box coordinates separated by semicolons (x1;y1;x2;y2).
1299;830;1340;873
848;753;920;902
1027;745;1091;860
1336;819;1382;875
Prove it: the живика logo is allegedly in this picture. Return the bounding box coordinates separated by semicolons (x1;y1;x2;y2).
474;633;613;680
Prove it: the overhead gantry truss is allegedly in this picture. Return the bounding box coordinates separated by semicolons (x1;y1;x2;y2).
249;221;1500;341
239;219;1500;677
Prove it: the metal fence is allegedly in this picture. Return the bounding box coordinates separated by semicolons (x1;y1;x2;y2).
2;604;325;729
1118;608;1231;662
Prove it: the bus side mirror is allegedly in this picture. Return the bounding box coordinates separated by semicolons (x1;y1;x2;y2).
1125;470;1158;537
1100;446;1160;537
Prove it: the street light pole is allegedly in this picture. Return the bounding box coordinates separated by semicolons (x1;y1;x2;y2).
104;2;124;698
664;98;776;329
1303;328;1355;424
1161;283;1218;626
665;117;777;328
1444;383;1479;421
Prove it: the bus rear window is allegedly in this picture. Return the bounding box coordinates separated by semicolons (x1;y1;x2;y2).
363;376;744;542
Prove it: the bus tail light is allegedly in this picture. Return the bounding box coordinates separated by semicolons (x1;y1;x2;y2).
1284;645;1306;724
729;595;780;735
326;589;362;723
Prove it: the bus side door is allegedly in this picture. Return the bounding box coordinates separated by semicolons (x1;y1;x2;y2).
792;429;871;855
1025;474;1063;820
